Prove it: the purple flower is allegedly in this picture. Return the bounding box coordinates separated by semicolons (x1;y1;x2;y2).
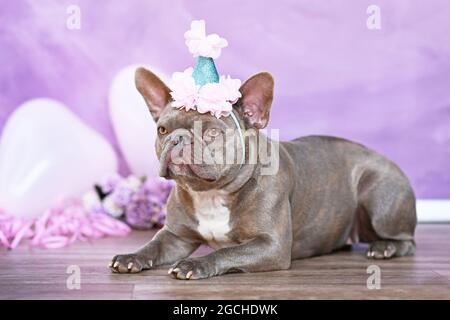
99;173;122;194
142;178;173;203
124;178;172;229
110;185;134;206
124;196;158;229
95;174;173;230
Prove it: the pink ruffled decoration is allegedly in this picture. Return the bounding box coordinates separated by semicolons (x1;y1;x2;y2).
219;75;242;104
197;83;233;118
169;72;241;118
0;200;130;250
170;67;199;111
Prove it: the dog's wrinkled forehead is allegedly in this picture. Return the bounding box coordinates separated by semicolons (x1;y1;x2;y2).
157;106;233;132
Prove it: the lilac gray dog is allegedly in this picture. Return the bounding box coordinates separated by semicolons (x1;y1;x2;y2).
110;68;416;280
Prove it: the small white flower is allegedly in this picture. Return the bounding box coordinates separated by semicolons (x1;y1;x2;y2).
103;196;124;218
82;191;101;211
124;175;142;192
115;174;142;193
184;20;228;59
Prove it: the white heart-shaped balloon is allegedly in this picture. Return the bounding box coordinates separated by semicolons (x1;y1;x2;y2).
109;64;168;177
0;98;118;218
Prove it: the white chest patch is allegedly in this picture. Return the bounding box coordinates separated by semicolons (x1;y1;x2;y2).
190;190;232;248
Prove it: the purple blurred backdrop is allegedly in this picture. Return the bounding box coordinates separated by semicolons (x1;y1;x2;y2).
1;0;449;198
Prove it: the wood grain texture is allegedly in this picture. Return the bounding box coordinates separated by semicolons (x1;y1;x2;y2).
1;224;449;299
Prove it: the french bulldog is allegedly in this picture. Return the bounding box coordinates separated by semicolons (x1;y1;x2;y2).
109;68;417;279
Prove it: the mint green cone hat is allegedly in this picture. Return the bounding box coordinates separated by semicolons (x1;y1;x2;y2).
192;56;220;86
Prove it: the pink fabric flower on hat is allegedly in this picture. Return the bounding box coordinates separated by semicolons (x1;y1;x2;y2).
170;73;242;118
184;20;228;59
169;67;199;111
197;83;233;118
220;75;242;104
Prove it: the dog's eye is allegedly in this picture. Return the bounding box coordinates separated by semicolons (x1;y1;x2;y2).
205;128;220;138
158;126;168;135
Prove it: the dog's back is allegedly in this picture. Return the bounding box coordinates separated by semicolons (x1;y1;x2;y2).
279;135;417;259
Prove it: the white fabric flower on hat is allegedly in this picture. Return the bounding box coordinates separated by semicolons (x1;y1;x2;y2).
169;67;199;111
184;20;228;59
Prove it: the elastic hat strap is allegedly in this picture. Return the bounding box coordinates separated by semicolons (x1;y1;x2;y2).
229;110;246;168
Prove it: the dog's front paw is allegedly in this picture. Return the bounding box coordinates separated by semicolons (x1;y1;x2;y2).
366;241;397;259
109;253;153;274
168;258;216;280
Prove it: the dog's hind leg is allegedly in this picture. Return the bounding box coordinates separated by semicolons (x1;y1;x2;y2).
357;167;417;259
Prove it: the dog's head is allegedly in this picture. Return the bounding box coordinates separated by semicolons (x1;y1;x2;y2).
135;67;274;191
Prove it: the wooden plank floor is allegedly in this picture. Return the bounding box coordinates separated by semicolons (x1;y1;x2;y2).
0;224;449;299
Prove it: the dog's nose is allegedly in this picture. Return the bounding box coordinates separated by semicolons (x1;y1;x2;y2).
170;131;191;146
171;135;182;146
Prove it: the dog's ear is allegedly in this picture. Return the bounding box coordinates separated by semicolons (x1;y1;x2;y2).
235;72;274;129
135;67;171;122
